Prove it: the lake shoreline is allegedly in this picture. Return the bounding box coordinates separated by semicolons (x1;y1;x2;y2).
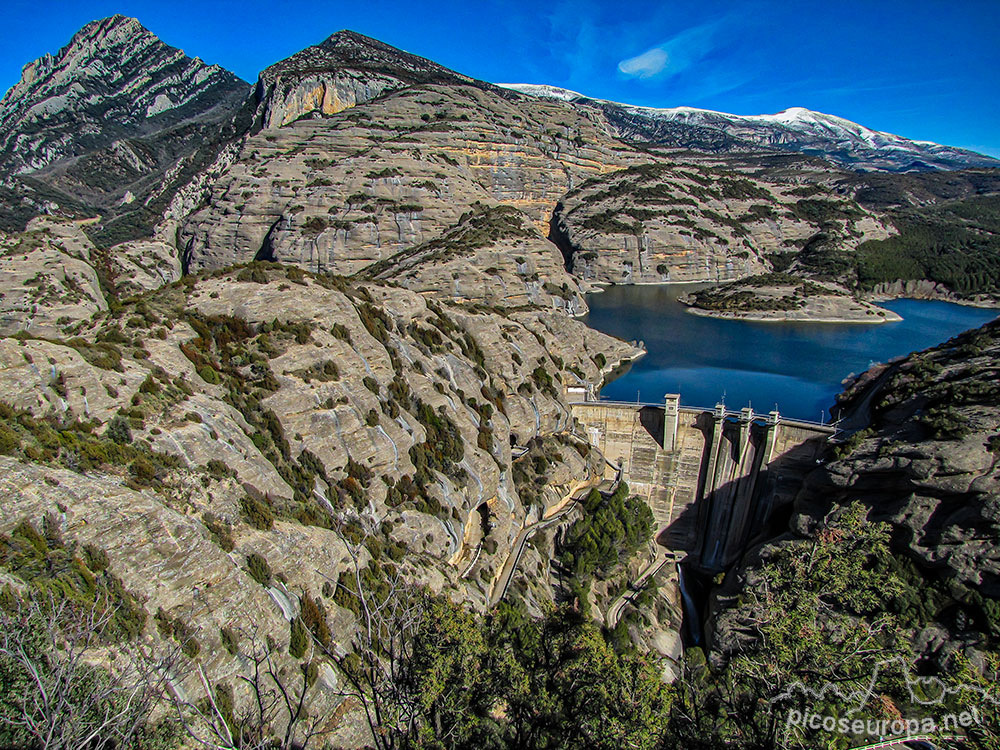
583;285;999;421
583;278;999;324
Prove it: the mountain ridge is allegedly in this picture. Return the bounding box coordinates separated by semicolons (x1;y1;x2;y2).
0;17;997;749
0;14;252;243
501;82;1000;172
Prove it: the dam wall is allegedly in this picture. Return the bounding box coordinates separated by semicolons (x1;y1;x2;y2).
568;400;674;540
570;396;833;572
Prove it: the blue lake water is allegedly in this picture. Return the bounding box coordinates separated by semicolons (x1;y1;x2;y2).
583;284;999;422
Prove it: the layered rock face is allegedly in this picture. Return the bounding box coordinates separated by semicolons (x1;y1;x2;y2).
0;15;242;175
0;254;641;743
0;265;637;747
792;320;1000;597
0;263;638;602
0;217;108;337
177;80;637;304
0;15;249;239
3;20;999;743
554;160;892;284
255;30;478;129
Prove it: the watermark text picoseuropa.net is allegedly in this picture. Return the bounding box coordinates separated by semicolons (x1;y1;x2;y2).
785;705;985;739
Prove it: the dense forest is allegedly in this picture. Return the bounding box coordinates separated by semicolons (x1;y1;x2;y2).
855;194;1000;295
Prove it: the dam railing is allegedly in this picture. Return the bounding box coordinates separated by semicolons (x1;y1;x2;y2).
568;399;839;434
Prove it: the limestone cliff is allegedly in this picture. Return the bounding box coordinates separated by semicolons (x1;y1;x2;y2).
0;261;638;604
0;217;108;337
554;160;892;285
254;30;478;129
0;256;642;740
176;81;636;304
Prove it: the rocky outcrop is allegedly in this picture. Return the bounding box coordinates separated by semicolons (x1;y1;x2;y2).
105;237;183;296
0;454;371;745
0;265;639;584
0;15;250;242
793;320;1000;596
0;263;643;745
254;30;478;129
555;162;892;285
0;217;107;337
0;15;247;176
362;203;589;314
177;80;638;302
681;274;900;322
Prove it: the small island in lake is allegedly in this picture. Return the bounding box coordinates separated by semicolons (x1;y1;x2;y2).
678;273;901;323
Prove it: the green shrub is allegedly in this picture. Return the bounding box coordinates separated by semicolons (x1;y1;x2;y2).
301;216;328;236
329;323;352;343
202;513;235;552
129;457;156;485
0;425;19;454
220;626;240;656
240;495;275;530
82;544;110;572
988;435;1000;455
198;364;222;384
557;482;653;582
300;591;332;648
289;617;309;658
237;265;268;284
205;459;235;480
106;414;132;445
246;553;272;587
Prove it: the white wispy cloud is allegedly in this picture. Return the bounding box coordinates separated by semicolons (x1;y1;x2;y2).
618;47;669;78
617;19;728;81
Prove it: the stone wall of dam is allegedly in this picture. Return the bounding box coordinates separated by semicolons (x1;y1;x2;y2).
570;395;833;573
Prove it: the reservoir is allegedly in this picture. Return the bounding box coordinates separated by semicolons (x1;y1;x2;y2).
584;284;998;422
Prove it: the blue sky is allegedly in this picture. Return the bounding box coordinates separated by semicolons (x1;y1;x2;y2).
3;0;999;157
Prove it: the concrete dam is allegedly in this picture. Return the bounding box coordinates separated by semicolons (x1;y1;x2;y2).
570;394;835;573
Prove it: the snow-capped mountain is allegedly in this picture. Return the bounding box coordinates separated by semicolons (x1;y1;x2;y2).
500;83;999;172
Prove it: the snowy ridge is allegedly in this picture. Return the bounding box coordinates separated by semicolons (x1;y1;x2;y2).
499;83;999;172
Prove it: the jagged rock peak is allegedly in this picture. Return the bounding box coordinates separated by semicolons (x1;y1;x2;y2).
319;28;401;50
0;15;248;178
66;14;147;47
13;15;142;88
4;15;157;106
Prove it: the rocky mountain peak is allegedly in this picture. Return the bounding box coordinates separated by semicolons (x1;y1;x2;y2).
68;13;147;47
318;29;385;49
0;16;250;240
255;28;476;129
0;15;247;179
261;28;472;86
3;15;153;111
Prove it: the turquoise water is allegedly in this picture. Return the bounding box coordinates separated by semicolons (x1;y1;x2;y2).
583;284;998;422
